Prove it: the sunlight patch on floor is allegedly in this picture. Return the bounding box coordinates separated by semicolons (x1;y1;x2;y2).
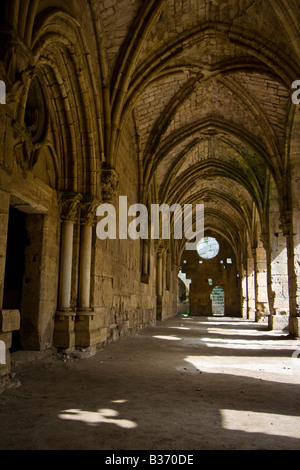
200;336;299;351
58;408;137;429
207;327;284;337
184;355;300;382
168;326;191;331
221;409;300;439
198;321;254;326
153;335;181;341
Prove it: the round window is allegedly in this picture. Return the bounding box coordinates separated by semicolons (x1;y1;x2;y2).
197;237;219;260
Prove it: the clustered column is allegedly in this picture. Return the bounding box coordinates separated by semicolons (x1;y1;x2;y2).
54;193;82;350
75;197;100;348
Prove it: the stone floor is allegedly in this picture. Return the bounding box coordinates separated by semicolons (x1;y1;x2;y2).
0;315;300;450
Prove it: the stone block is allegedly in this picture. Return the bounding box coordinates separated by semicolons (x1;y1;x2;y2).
268;314;289;332
53;312;76;349
0;310;20;333
53;330;75;349
75;312;95;331
75;326;108;348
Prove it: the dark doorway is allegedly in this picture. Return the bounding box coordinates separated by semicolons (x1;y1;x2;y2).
3;206;28;352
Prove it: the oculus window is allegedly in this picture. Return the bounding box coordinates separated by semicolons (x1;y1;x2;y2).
197;237;219;260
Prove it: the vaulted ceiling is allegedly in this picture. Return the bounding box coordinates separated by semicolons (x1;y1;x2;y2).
2;0;300;255
102;0;300;253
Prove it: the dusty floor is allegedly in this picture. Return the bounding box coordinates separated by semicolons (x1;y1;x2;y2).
0;315;300;451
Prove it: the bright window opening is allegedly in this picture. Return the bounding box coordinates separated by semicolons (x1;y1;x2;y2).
197;237;219;260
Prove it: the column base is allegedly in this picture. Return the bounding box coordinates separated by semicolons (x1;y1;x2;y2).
289;317;300;338
54;311;76;349
268;314;289;333
75;312;108;347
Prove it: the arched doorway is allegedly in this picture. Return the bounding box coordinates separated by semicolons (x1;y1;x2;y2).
211;286;225;316
181;233;241;317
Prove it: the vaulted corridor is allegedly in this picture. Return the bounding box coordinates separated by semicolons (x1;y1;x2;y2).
1;315;300;450
1;0;300;452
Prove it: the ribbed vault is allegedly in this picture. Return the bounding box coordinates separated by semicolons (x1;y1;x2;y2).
105;0;299;262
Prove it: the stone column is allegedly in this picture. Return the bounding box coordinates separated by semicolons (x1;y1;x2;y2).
241;255;248;320
253;239;269;323
288;107;300;337
266;216;290;332
54;193;82;350
76;197;101;348
285;209;300;337
58;219;74;311
246;246;256;321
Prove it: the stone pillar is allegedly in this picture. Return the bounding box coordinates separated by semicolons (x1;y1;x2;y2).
286;209;300;337
78;225;93;311
266;219;290;332
75;197;101;348
247;246;256;321
241;256;248;320
253;239;269;323
54;193;82;350
288;106;300;337
58;219;74;311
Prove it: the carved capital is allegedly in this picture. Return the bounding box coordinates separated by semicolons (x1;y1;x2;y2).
101;165;119;203
80;196;101;226
59;193;83;222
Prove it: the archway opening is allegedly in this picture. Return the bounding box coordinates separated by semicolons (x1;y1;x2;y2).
211;286;225;316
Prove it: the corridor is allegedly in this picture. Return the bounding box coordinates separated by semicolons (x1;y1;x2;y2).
1;315;300;450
